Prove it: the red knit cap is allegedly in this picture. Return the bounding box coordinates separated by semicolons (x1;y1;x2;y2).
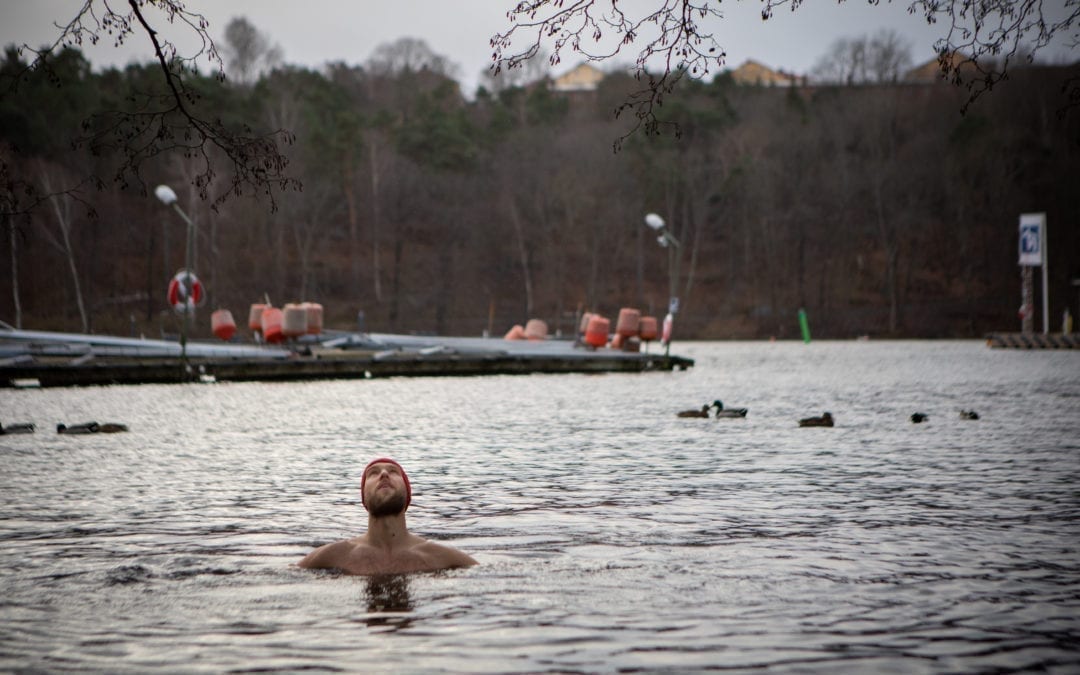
360;457;411;511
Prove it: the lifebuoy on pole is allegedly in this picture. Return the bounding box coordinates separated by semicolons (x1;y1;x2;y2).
168;269;204;313
661;312;674;346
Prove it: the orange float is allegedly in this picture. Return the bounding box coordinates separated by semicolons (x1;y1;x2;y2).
639;316;659;341
211;309;236;342
584;315;610;348
248;303;268;332
615;308;640;337
261;307;285;343
282;303;308;338
578;312;594;336
524;319;548;340
504;324;526;340
304;302;324;335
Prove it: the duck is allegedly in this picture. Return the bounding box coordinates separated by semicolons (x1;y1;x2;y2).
0;421;35;434
57;422;100;434
96;423;129;433
959;410;980;420
677;404;711;418
711;400;748;418
910;412;929;423
798;412;834;427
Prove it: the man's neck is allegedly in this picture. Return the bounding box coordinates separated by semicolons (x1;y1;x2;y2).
365;513;410;550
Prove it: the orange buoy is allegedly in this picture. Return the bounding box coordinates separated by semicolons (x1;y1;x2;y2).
261;307;285;343
248;303;268;332
211;309;236;342
282;303;308;338
504;324;526;340
304;302;324;335
615;307;641;337
639;316;659;341
524;319;548;340
584;315;610;348
579;312;594;336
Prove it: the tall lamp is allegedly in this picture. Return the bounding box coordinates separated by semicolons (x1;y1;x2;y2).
155;184;196;375
644;213;680;355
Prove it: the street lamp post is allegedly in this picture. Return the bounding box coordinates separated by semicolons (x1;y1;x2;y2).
644;213;681;355
155;184;196;375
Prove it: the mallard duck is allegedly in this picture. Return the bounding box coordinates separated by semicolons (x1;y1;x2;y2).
0;421;35;434
711;400;748;418
959;410;980;420
798;412;834;427
910;413;929;423
57;422;100;434
677;404;711;418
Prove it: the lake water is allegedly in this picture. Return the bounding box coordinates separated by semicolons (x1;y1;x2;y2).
1;340;1078;673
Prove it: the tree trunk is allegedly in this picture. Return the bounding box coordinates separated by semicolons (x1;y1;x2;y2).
873;180;899;334
41;171;89;333
369;139;384;302
507;194;534;321
8;218;21;328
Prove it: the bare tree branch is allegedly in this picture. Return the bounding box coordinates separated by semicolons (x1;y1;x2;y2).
491;1;727;147
492;0;1079;145
1;0;300;218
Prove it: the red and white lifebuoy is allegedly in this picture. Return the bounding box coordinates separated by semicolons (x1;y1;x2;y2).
661;312;674;345
167;270;204;313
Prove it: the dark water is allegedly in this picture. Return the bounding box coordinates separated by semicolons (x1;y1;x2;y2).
2;340;1078;673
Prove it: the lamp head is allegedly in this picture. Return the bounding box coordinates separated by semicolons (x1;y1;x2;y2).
644;213;665;231
154;185;178;206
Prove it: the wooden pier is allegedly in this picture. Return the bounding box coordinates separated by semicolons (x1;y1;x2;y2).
1;332;693;388
986;333;1079;349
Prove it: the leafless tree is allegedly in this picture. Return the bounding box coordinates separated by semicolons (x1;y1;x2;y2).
813;30;912;85
368;37;459;80
221;16;283;87
2;0;298;217
493;0;1078;136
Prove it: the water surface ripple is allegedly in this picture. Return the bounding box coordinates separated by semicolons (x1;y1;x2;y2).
1;341;1078;672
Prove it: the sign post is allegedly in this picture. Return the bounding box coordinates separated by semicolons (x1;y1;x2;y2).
1018;213;1048;335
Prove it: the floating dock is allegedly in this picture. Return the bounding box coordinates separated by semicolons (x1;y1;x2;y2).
986;333;1079;349
0;330;693;388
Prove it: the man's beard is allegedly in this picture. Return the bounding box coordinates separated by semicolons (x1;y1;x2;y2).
368;491;407;518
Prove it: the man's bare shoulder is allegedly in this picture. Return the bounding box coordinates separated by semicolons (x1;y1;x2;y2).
414;539;478;568
297;538;362;569
299;536;476;575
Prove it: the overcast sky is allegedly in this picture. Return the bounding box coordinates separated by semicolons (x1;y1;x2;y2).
1;0;1073;94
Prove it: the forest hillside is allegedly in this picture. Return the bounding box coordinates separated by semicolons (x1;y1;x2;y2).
2;45;1077;341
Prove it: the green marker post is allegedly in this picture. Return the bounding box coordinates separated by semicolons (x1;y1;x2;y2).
798;308;811;343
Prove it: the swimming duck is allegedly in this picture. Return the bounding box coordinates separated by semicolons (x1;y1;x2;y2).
959;410;980;420
711;400;748;418
910;413;929;423
798;412;834;427
0;421;35;434
677;404;711;418
57;422;100;434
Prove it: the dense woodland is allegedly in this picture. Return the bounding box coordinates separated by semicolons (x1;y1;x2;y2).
2;40;1078;341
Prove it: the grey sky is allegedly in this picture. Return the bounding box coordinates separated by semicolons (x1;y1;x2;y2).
0;0;1071;94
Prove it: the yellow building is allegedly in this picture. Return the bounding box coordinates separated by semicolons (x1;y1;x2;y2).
730;60;800;87
552;63;606;92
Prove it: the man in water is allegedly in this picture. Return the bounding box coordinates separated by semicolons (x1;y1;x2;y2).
298;457;477;575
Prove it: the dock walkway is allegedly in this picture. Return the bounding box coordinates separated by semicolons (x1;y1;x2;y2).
986;333;1079;349
1;330;692;388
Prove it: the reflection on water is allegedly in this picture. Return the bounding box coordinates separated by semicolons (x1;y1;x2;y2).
361;574;415;630
1;341;1078;672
